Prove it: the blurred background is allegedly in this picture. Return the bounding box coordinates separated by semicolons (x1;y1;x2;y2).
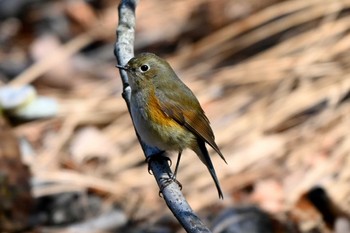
1;0;350;232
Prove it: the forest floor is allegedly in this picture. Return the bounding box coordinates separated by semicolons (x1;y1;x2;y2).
0;0;350;232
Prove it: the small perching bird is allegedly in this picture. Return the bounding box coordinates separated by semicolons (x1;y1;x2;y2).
117;53;227;199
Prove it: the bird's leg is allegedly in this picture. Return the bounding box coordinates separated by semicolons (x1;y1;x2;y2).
159;150;183;196
172;150;182;179
166;151;183;189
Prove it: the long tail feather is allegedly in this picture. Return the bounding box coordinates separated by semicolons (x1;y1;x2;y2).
194;139;224;199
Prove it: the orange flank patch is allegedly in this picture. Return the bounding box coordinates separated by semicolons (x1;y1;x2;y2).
147;90;179;128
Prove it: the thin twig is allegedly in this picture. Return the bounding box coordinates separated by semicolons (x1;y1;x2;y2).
114;0;211;232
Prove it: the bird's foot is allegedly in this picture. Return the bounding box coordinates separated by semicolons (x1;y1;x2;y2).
145;152;182;198
145;151;171;175
158;175;183;197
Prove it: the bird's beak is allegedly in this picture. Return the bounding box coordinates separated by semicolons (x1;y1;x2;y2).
116;64;129;71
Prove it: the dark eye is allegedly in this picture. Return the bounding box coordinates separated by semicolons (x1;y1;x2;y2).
140;64;149;72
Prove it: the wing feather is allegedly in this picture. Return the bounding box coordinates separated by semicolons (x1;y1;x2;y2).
155;85;227;163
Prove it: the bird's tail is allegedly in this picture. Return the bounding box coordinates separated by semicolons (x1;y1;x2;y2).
194;139;224;199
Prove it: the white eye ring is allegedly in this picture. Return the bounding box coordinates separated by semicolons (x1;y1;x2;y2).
140;64;149;72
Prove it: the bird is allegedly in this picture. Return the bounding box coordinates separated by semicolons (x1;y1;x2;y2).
116;53;227;198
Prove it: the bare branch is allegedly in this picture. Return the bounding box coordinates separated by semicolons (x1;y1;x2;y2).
114;0;211;232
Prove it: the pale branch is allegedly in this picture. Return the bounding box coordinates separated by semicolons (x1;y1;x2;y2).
114;0;211;232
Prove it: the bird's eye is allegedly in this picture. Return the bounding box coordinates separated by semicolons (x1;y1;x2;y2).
140;64;149;72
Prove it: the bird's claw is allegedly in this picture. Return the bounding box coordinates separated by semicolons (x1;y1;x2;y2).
158;176;183;198
146;153;172;175
145;152;182;198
